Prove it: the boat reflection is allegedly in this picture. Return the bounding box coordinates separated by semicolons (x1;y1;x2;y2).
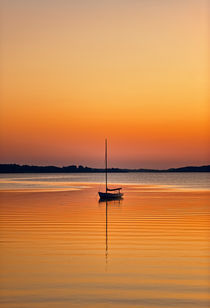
99;198;122;263
98;196;123;204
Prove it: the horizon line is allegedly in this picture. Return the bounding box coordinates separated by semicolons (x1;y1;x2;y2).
0;163;210;172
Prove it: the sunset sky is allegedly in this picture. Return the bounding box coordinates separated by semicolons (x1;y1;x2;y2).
0;0;209;168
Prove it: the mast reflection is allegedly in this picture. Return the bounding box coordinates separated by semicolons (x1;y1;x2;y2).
106;200;108;259
99;197;123;263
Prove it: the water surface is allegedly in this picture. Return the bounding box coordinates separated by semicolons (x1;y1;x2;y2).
0;173;209;307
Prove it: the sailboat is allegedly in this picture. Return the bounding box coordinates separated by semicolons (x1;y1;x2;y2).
98;139;123;200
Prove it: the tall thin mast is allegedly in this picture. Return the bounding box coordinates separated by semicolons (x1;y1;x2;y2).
105;139;107;193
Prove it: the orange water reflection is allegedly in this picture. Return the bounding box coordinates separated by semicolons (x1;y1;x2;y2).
0;184;209;307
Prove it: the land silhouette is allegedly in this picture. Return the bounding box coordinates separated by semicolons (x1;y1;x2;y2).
0;164;209;173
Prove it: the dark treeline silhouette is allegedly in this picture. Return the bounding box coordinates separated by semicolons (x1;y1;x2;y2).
0;164;209;173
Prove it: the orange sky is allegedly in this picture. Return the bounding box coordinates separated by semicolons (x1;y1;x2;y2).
0;0;209;168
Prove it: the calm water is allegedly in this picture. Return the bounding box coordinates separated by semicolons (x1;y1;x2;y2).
0;172;210;190
0;173;209;307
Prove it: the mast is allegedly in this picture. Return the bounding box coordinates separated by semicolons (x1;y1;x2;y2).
105;139;107;193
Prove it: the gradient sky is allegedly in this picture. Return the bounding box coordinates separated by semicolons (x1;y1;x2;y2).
0;0;209;168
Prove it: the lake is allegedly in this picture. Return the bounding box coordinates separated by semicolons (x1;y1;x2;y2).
0;173;209;307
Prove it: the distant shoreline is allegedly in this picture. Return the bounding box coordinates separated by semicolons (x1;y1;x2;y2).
0;164;209;173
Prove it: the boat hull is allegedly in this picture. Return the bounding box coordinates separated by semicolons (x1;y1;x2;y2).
98;192;123;200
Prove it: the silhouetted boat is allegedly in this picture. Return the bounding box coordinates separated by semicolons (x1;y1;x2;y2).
98;139;123;200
